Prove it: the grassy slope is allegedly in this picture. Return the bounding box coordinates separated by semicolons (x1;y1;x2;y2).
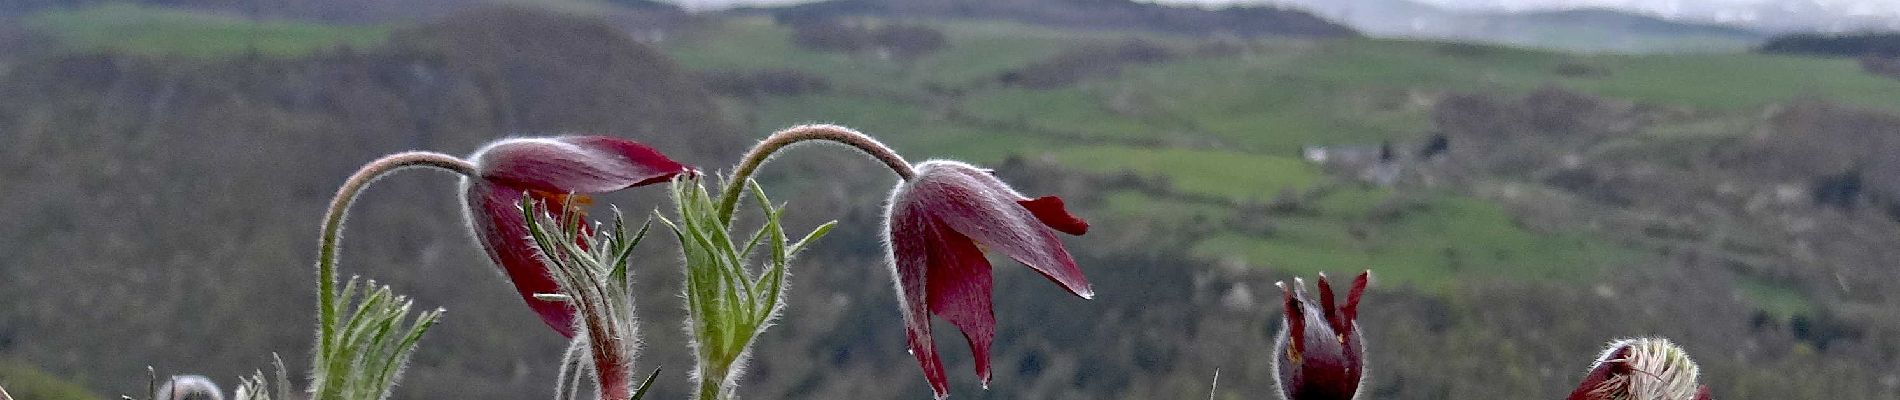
665;16;1900;294
23;3;390;58
0;359;101;400
663;18;1740;291
9;0;1880;305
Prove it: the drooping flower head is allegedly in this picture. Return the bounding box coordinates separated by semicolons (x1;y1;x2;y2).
884;160;1092;399
1274;271;1369;400
462;136;690;337
1567;338;1714;400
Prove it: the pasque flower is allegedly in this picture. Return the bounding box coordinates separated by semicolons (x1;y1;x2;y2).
1567;338;1713;400
462;136;690;337
885;160;1093;398
696;124;1093;398
1274;271;1369;400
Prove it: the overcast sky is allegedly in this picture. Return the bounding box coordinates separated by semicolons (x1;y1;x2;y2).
1152;0;1882;12
1297;0;1773;11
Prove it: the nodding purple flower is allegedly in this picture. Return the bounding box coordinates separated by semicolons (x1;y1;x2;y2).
1274;271;1369;400
1567;338;1713;400
884;160;1092;399
462;136;690;338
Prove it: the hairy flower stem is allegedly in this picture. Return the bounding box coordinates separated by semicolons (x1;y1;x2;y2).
714;124;916;224
697;370;727;400
315;152;474;374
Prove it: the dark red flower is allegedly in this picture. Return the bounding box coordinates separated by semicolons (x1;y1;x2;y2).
462;136;689;338
1275;271;1368;400
884;160;1091;398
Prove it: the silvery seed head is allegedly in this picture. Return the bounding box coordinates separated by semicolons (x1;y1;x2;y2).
156;375;224;400
1566;338;1713;400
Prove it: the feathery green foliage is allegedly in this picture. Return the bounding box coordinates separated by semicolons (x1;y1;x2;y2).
661;177;833;400
522;198;659;400
306;278;442;400
232;355;293;400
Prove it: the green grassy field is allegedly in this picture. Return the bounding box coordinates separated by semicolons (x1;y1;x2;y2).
1050;146;1322;201
661;16;1894;306
0;359;101;400
23;3;390;58
1190;192;1633;291
666;18;1662;289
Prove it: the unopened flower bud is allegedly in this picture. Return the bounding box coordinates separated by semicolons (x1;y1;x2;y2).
1274;271;1369;400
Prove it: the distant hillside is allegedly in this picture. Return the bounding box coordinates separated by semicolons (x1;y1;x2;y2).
12;3;1900;399
659;14;1900;397
18;3;391;59
753;0;1359;38
0;0;694;24
1506;8;1762;38
0;7;741;398
1452;8;1767;53
1269;0;1765;53
0;0;467;22
1759;32;1900;58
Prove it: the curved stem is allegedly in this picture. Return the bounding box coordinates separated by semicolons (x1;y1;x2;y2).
315;152;475;373
714;124;915;224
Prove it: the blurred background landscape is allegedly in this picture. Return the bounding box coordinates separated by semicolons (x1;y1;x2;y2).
2;0;1899;398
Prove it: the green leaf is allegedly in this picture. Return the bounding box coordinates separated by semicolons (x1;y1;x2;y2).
628;368;662;400
788;221;837;256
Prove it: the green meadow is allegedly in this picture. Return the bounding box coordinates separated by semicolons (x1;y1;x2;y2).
661;15;1900;313
664;18;1699;292
23;3;390;58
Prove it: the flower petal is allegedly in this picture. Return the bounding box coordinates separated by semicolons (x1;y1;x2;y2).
1017;196;1088;235
1278;281;1308;367
466;182;577;338
921;217;997;387
888;197;951;398
1317;274;1340;333
471;135;689;194
462;135;688;339
908;161;1093;299
1342;271;1368;339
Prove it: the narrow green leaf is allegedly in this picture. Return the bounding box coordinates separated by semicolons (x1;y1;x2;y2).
610;217;652;286
628;368;662;400
787;221;837;256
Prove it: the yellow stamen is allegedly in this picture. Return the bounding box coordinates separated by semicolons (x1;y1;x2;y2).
532;190;595;215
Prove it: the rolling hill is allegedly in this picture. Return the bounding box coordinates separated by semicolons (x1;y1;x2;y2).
2;2;1899;399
